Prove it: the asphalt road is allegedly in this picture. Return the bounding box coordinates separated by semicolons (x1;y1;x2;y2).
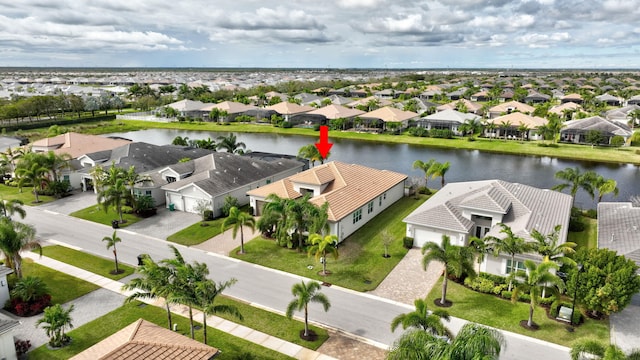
26;206;571;359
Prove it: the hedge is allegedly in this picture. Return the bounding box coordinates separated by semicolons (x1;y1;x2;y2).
1;114;116;132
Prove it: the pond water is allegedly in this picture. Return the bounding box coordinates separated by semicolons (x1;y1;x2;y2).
106;128;640;209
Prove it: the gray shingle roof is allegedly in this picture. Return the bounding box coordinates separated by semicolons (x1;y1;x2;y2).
598;202;640;266
562;116;632;136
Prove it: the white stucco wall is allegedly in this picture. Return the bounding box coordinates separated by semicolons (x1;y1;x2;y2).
0;331;17;360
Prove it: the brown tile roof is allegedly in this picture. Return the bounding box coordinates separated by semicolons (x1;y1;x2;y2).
30;132;131;159
70;319;218;360
265;101;315;115
485;112;547;128
306;104;365;119
361;106;418;123
489;101;535;114
247;161;407;221
199;101;257;114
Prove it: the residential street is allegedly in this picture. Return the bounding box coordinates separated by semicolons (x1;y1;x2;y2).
25;205;572;359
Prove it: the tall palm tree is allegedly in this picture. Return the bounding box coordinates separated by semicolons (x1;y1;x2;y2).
487;223;533;291
307;233;339;276
195;278;242;345
531;225;576;265
284;196;313;251
42;151;71;183
512;260;565;328
15;162;49;203
553;167;598;200
297;144;325;167
257;194;290;244
593;175;620;202
102;230;122;274
36;304;75;348
221;206;256;254
0;219;40;279
122;254;175;330
430;161;451;187
217;133;247;154
469;236;491;274
422;235;476;306
285;280;330;338
0;198;26;219
412;159;436;189
570;339;640;360
97;178;131;223
387;323;505;360
390;297;452;339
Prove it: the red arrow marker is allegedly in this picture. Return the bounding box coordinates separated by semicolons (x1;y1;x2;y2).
315;125;333;159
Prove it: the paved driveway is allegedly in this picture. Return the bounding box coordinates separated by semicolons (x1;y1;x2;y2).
38;190;98;215
610;292;640;353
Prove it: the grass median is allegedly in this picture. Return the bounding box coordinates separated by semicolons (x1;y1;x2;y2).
70;204;142;227
231;195;428;292
40;245;135;280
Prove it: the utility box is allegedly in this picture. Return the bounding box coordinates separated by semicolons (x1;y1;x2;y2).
557;306;572;323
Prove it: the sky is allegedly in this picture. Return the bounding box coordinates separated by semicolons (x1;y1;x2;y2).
1;0;640;69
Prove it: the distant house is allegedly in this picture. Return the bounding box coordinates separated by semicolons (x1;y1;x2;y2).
163;99;207;118
264;101;314;123
605;105;640;124
560;116;633;146
523;91;550;104
247;161;407;242
70;318;219;360
161;153;304;216
595;93;622;106
627;95;640;106
199;101;258;122
597;202;640;268
403;180;572;276
548;102;582;119
487;101;535;119
417;109;480;135
484;112;546;140
436;99;483;115
561;93;584;104
470;91;490;102
360;106;418;131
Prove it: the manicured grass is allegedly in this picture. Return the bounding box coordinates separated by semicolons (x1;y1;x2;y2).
231;195;428;292
0;184;55;205
20;259;100;304
40;245;135;280
425;278;609;347
167;218;230;245
216;295;328;350
28;301;293;360
569;217;597;250
70;204;142;227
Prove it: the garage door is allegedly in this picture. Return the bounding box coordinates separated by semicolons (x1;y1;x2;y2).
168;194;183;211
414;228;444;248
255;200;265;216
184;197;200;213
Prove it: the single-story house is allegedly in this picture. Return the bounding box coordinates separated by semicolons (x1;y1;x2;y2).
304;104;365;128
524;91;551;104
488;101;535;119
560;116;633;146
70;318;219;360
483;112;546;140
360;106;418;131
470;91;490;102
548;102;582;119
160;153;304;216
199;101;258;122
264;101;315;123
436;99;483;115
403;180;572;276
597;202;640;267
163;99;207;118
416;109;480;134
247;161;407;242
561;93;584;104
605;105;640;124
596;93;622;106
627;95;640;106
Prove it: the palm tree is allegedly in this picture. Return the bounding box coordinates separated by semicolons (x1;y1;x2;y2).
531;225;576;266
284;196;313;251
221;206;255;254
15;162;49;203
42;151;71;183
285;280;331;338
217;133;247;154
0;219;40;279
517;123;531;141
11;276;49;303
552;167;598;199
390;298;452;339
487;223;533;291
307;233;339;276
469;236;491;274
593;175;620;202
195;278;242;345
512;260;565;328
102;230;123;274
412;159;436;189
483;120;498;140
571;340;640;360
257;194;290;244
0;198;26;219
387;323;505;360
97;178;131;223
36;304;74;348
422;235;476;306
297;144;326;167
430;161;451;187
122;254;175;330
499;119;512;140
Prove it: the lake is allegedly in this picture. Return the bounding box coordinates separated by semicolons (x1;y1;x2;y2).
106;129;640;209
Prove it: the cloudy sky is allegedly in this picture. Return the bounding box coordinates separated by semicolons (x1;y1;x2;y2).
1;0;639;69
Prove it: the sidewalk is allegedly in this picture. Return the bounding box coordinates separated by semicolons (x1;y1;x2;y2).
20;252;338;360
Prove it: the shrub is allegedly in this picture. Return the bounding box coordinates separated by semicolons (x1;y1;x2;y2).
584;208;597;219
550;299;562;318
313;124;321;131
610;135;625;147
493;284;507;295
281;121;293;128
479;272;507;285
221;196;239;217
403;237;414;249
572;309;583;325
408;127;429;137
15;339;31;356
417;186;431;195
539;296;555;306
501;290;512;300
430;129;454;139
203;210;214;221
121;205;134;214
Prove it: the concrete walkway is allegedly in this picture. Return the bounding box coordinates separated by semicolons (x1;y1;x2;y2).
18;251;338;360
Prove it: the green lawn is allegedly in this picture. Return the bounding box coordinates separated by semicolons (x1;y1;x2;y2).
0;184;55;205
426;278;609;348
231;195;428;291
20;259;99;304
569;217;598;250
70;204;142;227
167;217;230;245
40;245;135;280
28;301;293;360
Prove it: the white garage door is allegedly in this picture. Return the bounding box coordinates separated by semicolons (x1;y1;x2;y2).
168;193;184;211
183;197;200;213
414;228;445;248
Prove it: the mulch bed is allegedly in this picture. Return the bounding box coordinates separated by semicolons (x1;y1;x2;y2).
434;299;453;308
519;320;540;331
300;329;318;342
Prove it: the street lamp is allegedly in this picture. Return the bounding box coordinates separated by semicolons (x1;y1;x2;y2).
571;263;584;326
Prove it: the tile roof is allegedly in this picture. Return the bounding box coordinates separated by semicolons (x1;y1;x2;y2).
31;132;131;159
489;101;535;114
423;109;480;123
486;112;547;128
361;106;418;122
562;116;633;136
247;161;407;221
597;202;640;266
306;104;365;119
70;319;218;360
199;101;257;114
265;101;315;115
404;180;572;242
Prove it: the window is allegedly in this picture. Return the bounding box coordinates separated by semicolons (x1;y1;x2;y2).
352;208;362;224
506;259;525;274
145;190;152;196
166;176;176;183
379;196;383;206
367;201;374;214
266;179;271;184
